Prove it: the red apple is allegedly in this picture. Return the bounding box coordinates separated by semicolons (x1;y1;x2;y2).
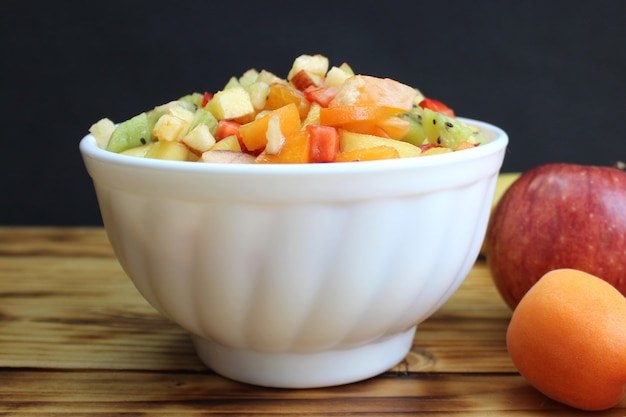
485;163;626;309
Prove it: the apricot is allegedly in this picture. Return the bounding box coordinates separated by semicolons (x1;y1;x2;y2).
506;268;626;411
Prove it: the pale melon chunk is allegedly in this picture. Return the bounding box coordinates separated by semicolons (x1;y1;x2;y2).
340;130;421;158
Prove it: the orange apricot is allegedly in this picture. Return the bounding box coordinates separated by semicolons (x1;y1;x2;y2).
506;268;626;411
239;103;301;152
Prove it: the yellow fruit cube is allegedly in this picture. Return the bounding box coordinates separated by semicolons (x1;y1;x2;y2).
205;86;255;121
340;130;421;158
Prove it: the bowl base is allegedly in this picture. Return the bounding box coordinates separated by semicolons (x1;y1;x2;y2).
192;326;416;388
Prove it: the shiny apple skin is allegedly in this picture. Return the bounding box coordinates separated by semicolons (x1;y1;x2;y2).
486;163;626;309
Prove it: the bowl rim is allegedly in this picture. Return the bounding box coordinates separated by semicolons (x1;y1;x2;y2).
80;117;508;175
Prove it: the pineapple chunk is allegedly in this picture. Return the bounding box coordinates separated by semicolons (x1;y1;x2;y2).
340;130;422;158
182;124;216;153
205;86;255;121
324;65;353;88
247;81;270;110
120;142;153;157
89;118;116;149
301;102;322;128
287;54;329;81
209;135;241;152
238;69;259;87
145;141;193;161
152;105;195;142
256;69;284;85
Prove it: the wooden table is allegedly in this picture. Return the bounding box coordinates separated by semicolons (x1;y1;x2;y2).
1;227;624;416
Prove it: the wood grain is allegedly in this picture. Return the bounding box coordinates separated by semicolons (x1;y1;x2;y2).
0;227;624;415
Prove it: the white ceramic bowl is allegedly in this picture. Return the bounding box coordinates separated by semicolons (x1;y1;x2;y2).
80;118;508;388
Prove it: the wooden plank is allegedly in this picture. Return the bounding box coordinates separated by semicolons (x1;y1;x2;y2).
0;254;513;373
2;227;625;415
0;227;114;257
2;370;621;415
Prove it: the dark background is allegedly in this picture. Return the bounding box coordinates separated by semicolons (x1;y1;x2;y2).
2;1;624;226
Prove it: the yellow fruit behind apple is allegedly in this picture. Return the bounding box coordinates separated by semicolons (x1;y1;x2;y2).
479;172;521;256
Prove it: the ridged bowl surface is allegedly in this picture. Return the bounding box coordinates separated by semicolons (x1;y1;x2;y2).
80;118;508;388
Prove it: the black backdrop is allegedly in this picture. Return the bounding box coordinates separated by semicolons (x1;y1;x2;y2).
2;0;624;226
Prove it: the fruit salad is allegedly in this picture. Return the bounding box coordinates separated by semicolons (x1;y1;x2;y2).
89;54;486;163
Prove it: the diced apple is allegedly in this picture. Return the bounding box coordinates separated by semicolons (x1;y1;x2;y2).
265;114;286;155
205;86;255;121
201;150;255;164
287;54;329;82
290;69;322;91
182;124;216;153
340;130;422;158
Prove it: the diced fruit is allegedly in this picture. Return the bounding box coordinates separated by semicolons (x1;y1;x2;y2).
301;102;322;128
256;69;283;85
303;85;339;107
107;112;151;153
287;54;329;82
400;108;426;146
215;120;242;141
306;124;339;163
178;92;204;108
291;69;321;91
120;142;153;157
265;114;286;155
201;150;255;163
319;105;396;127
189;108;218;135
419;97;455;117
152;105;195;142
455;141;478;151
263;82;310;120
421;146;453;156
339;130;422;158
255;131;310;164
205;86;255;121
335;145;400;162
209;135;241;152
239;103;301;152
223;76;240;89
89;118;116;149
329;75;417;112
420;107;476;149
238;68;259;87
182;124;216;153
324;65;354;88
200;92;213;108
94;53;484;164
247;81;270;110
145;141;193;161
342;116;410;140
